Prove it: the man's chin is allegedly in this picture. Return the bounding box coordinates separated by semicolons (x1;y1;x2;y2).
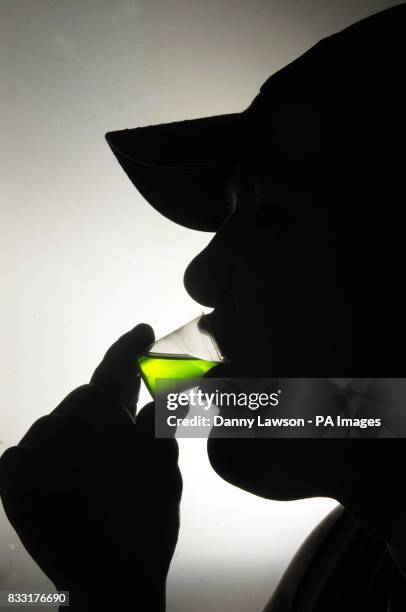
206;437;327;502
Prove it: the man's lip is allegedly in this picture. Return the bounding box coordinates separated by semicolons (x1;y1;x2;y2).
205;309;248;366
204;310;228;354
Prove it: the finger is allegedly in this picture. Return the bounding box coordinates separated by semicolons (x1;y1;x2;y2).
99;323;155;367
90;323;155;415
51;386;140;467
0;445;77;494
92;323;155;379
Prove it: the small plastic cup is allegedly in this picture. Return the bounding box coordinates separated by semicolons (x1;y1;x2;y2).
137;314;226;397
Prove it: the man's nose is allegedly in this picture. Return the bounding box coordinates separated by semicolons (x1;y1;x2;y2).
183;229;234;308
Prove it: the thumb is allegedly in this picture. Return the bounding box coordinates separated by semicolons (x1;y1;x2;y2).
135;392;189;442
134;402;182;495
134;401;156;439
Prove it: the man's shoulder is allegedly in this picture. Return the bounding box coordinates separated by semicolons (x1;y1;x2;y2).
263;505;395;611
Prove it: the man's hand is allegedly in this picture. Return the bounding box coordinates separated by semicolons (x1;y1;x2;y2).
0;324;182;611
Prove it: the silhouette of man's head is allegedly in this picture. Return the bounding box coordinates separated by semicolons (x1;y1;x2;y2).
106;5;406;520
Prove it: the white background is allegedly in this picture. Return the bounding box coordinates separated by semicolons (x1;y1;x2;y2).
1;1;400;610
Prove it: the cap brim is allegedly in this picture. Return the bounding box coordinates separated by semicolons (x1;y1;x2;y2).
105;111;252;231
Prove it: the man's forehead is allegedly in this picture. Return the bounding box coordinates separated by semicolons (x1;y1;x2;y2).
247;87;341;168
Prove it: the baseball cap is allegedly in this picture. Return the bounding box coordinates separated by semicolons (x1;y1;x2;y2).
105;4;406;232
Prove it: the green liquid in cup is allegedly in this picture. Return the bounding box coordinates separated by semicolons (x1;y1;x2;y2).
137;353;218;397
